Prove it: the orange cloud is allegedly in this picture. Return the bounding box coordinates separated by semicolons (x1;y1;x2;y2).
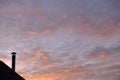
94;24;117;38
21;30;38;41
26;30;38;35
85;49;108;60
98;51;107;59
43;27;53;34
0;57;7;61
0;56;9;62
22;65;87;80
56;16;118;39
26;75;61;80
32;50;62;68
35;50;48;61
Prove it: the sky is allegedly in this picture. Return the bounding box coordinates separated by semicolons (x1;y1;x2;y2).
0;0;120;80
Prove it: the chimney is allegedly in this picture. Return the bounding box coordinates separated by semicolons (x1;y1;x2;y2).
11;52;16;72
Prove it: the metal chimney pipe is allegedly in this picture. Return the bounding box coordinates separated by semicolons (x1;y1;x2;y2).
11;52;16;72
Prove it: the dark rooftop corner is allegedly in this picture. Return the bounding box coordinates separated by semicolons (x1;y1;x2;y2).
0;52;25;80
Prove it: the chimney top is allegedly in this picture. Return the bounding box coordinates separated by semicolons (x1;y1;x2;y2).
11;52;16;55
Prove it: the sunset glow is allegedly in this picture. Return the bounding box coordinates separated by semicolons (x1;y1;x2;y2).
0;0;120;80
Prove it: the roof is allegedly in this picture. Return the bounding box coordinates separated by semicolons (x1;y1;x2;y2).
0;61;25;80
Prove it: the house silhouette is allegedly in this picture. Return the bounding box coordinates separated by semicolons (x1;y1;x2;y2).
0;52;25;80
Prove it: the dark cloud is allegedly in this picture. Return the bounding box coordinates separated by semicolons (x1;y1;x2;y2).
85;46;120;59
0;0;8;4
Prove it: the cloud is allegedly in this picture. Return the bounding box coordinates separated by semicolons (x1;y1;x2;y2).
0;55;8;62
24;64;88;80
0;0;120;80
83;46;120;79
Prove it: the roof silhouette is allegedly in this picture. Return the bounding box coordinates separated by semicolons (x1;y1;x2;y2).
0;61;25;80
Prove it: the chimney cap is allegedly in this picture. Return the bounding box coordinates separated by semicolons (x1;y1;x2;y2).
11;52;16;55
